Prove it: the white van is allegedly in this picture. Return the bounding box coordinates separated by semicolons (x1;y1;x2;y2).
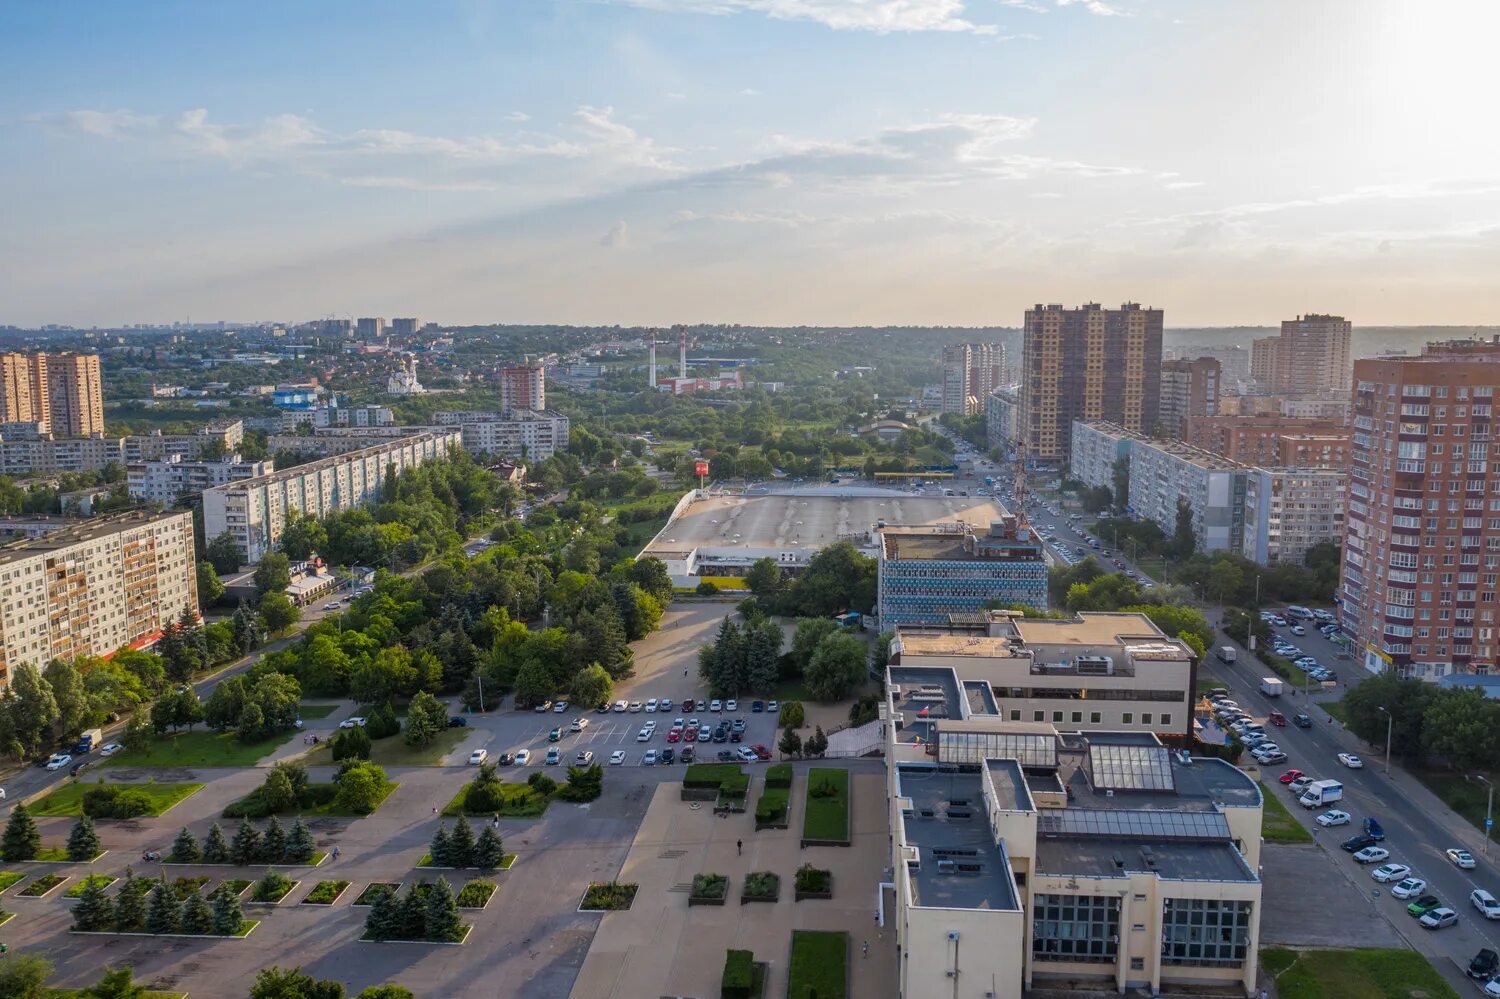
1286;605;1314;621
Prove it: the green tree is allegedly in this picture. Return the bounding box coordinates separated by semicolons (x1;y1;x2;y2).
1;662;59;757
205;531;244;576
402;690;447;748
334;761;389;814
449;815;476;868
744;557;786;603
179;892;213;935
231;818;262;865
43;657;89;742
1424;688;1500;774
355;988;415;999
423;875;464;943
569;663;613;710
72;878;115;932
331;724;372;761
789;617;838;673
197;561;226;611
804;632;868;701
474;826;504;870
285;817;315;864
513;658;554;709
113;869;147;931
278;512;329;562
211;886;243;936
232;599;265;655
1170;497;1197;560
253;553;292;597
1341;671;1434;758
204;678;245;731
258;591;301;635
201;823;231;864
430;824;454;867
67;815;101;861
121;709;153;755
746;617;783;693
805;725;828;758
364;888;401;941
261;815;287;863
778;726;802;759
779;700;805;729
2;804;40;861
0;953;53;999
145;882;181;934
170;826;201;864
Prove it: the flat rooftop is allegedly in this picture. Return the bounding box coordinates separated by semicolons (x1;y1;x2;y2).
1012;613;1175;649
889;666;965;745
203;431;456;493
894;613;1192;663
644;487;1006;556
1033;836;1256;882
985;757;1033;812
899;767;1019;911
1057;747;1261;812
0;510;186;566
964;680;998;716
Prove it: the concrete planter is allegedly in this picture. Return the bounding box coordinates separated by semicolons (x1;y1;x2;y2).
680;787;719;803
688;894;728;907
739;892;778;905
794;889;834;901
357;926;473;947
245;879;300;906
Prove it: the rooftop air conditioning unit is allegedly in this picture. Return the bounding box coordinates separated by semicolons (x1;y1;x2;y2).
906;848;922;872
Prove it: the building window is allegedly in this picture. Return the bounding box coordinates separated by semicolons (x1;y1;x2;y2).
1142;713;1153;726
1010;710;1021;722
1122;712;1134;724
1161;898;1252;967
1130;958;1145;971
1034;711;1045;722
1032;894;1121;964
1052;711;1064;723
1090;712;1102;724
1071;711;1083;724
1161;714;1172;727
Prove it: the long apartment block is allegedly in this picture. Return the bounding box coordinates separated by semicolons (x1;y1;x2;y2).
0;510;198;690
202;430;461;564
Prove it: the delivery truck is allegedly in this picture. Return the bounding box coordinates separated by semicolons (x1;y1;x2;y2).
1260;677;1285;697
1217;646;1237;664
1298;779;1344;808
75;728;104;754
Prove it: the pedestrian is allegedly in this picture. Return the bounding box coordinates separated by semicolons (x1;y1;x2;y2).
332;845;341;860
863;940;869;958
684;667;688;677
736;839;742;855
432;805;438;815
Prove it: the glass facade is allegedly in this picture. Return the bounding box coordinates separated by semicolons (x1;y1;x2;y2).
880;557;1047;628
1032;893;1120;963
1161;898;1252;967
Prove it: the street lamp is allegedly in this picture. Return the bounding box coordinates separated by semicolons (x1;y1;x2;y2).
1377;706;1393;774
1474;775;1495;855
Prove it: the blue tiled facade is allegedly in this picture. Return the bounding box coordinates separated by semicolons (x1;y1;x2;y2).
879;557;1048;628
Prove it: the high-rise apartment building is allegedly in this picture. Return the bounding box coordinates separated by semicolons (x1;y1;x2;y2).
1180;415;1349;468
1340;339;1500;680
0;352;104;436
1251;315;1352;396
1022;303;1162;462
941;342;1004;416
390;318;422;336
941;343;973;414
0;511;198;690
498;365;546;412
355;317;387;339
1158;357;1221;436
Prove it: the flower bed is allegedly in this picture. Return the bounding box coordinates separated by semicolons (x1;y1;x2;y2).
247;872;298;905
63;875;118;899
163;876;211;901
793;864;833;901
689;873;729;907
18;874;68;898
352;882;403;906
739;871;779;904
455;880;496;910
579;881;637;911
209;879;252;901
301;880;351;905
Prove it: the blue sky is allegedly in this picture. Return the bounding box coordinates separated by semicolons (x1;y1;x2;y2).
5;0;1500;328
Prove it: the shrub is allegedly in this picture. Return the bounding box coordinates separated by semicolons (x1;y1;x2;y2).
252;870;294;903
794;864;831;895
696;581;720;595
526;772;557;796
719;773;750;800
691;873;728;899
683;764;743;790
764;764;793;788
303;880;349;905
779;700;805;728
455;880;496;909
580;881;638;911
742;871;779;898
556;763;604;803
722;949;754;999
81;785;154;819
365;700;400;740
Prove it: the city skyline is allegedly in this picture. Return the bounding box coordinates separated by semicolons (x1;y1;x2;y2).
6;1;1500;328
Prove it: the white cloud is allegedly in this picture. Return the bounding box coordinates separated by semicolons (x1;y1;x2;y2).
601;0;997;34
1053;0;1129;15
505;111;531;121
601;219;630;246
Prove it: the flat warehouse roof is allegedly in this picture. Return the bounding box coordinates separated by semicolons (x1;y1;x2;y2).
1033;837;1256;882
900;768;1020;911
644;488;1006;555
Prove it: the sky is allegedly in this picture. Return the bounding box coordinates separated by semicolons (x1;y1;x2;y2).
5;0;1500;329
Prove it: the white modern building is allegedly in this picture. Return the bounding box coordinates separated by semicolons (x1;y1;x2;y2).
202;431;461;563
128;454;273;504
1241;467;1346;565
0;511;198;690
986;383;1021;451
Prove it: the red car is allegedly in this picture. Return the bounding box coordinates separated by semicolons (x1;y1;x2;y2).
1279;768;1305;785
684;727;698;742
752;744;772;761
666;729;681;743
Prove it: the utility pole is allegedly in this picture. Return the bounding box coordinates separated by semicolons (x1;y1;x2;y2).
1377;706;1393;774
1475;775;1495;854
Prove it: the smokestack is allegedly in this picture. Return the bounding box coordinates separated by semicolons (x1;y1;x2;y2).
648;329;657;388
678;326;688;379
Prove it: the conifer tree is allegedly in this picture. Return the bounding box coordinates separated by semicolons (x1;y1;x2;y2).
180;890;214;935
449;815;475;869
66;815;101;862
145;883;181;934
284;817;315;864
211;887;244;936
429;825;452;868
261;816;287;864
473;826;504;870
113;868;148;931
423;876;463;943
1;804;40;862
71;878;115;931
170;826;201;864
201;822;231;863
230;817;261;866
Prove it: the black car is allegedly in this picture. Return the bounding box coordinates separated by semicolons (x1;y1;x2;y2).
1468;948;1498;979
70;761;89;777
448;716;468;728
497;752;514;766
659;748;675;765
730;730;743;743
596;702;611;714
716;750;735;762
712;728;729;743
751;701;765;713
1341;834;1378;853
1293;713;1313;728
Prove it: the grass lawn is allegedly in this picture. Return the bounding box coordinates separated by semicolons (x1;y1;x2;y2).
0;872;24;893
298;703;341;719
48;992;187;999
1261;946;1459;999
63;875;118;898
755;784;790;826
442;782;550;818
1414;769;1500;844
1196;677;1223;695
788;930;848;999
366;727;468;767
30;781;204;818
802;768;850;842
1322;698;1350;724
102;728;297;768
35;846;94;862
1257;782;1314;845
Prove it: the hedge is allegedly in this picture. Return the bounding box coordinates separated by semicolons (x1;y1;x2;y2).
764;764;793;789
722;949;754;999
684;764;744;790
719;774;750;800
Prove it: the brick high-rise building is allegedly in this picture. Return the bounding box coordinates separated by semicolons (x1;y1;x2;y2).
355;317;386;339
1180;415;1349;468
498;365;546;412
1340;338;1500;680
0;352;104;436
390;318;422;336
1159;357;1221;436
1251;315;1352;396
1022;303;1162;462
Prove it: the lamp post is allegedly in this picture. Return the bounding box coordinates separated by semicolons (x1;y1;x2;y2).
1377;706;1393;774
1475;775;1495;855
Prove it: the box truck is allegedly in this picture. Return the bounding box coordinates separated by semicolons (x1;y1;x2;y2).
1298;779;1344;808
1217;646;1237;664
75;728;104;754
1259;677;1285;697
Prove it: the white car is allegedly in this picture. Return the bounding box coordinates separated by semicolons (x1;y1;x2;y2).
725;699;738;712
468;749;488;766
575;750;594;766
324;600;342;611
571;717;589;732
642;750;658;765
637;728;652;742
737;746;758;763
1338;753;1364;769
609;750;627;765
1316;810;1352;827
644;699;658;713
709;699;722;712
1472;889;1500;919
1352;846;1390;864
553;701;569;713
339;716;367;729
45;753;72;771
98;743;123;757
613;700;628;713
1448;848;1478;869
514;749;531;766
1391;877;1427;899
1251;744;1281;757
1371;863;1410;883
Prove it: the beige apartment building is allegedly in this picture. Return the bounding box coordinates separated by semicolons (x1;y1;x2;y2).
0;352;105;436
1158;357;1220;436
1251;315;1352;396
884;688;1263;998
0;511;198;690
889;612;1198;741
1022;303;1162;463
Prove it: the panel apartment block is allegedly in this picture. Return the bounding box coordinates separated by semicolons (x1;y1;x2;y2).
0;510;197;690
1179;414;1349;468
1242;467;1346;565
128;455;273;503
1069;421;1143;492
1127;438;1248;554
1023;303;1162;463
202;432;460;564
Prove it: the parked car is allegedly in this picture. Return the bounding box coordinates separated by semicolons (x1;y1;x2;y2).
1407;895;1444;917
716;750;735;762
45;753;72;771
737;746;758;763
613;700;628;713
1316;810;1351;827
1279;769;1306;785
1372;863;1411;883
98;743;123;757
534;701;552;713
1254;751;1288;765
1363;817;1385;840
545;748;561;765
644;699;658;713
1420;907;1459;929
659;699;674;712
1391;877;1428;899
725;700;738;712
448;716;468;728
768;701;780;713
514;749;531;766
1339;836;1377;854
70;761;89;777
752;744;772;761
751;701;765;713
660;748;675;765
548;728;561;742
339;717;368;729
628;701;643;713
468;749;488;765
709;699;722;712
1449;848;1478;869
554;701;568;713
497;752;515;766
1472;890;1500;920
1470;949;1500;980
609;750;627;765
571;717;589;732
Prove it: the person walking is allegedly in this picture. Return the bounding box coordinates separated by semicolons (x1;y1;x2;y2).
862;940;869;958
736;839;742;855
331;846;341;861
